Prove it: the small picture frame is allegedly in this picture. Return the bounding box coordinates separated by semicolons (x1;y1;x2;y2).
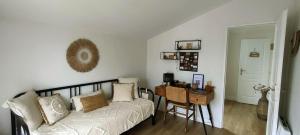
192;74;204;90
175;40;201;50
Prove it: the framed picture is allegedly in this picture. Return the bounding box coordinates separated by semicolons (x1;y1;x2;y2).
179;52;198;72
175;40;201;50
192;74;204;90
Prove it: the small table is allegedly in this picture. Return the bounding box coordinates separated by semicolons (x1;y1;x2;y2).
155;85;214;135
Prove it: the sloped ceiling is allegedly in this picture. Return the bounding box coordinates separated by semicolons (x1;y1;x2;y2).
229;24;275;34
0;0;231;39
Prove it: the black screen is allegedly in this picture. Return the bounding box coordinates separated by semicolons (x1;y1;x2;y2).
163;73;174;82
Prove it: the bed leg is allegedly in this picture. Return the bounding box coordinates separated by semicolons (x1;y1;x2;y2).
151;115;156;125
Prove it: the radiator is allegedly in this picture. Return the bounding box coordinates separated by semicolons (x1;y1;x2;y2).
277;117;291;135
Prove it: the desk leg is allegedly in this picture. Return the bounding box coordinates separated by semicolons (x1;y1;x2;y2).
154;96;162;119
199;105;207;135
207;104;214;128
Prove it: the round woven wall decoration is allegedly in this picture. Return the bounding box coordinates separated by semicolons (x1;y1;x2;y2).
67;38;99;72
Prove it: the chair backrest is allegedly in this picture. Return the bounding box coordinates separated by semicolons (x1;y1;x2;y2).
166;86;188;104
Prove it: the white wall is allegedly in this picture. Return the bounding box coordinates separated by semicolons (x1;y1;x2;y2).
146;0;296;128
0;20;147;135
286;0;300;134
225;27;275;101
298;0;300;29
286;48;300;135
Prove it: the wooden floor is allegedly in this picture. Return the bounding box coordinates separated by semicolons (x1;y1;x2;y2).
223;100;266;135
125;100;266;135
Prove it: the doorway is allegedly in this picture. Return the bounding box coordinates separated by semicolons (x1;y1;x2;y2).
237;38;272;105
224;23;275;135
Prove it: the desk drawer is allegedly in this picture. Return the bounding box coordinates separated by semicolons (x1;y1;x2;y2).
189;92;214;105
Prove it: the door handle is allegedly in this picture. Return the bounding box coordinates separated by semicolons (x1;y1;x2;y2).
240;68;246;75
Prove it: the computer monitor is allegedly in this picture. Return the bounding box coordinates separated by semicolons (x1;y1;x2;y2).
163;73;174;83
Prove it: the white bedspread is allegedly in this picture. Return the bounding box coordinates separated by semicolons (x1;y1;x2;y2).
32;98;154;135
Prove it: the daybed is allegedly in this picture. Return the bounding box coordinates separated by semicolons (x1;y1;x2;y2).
10;79;155;135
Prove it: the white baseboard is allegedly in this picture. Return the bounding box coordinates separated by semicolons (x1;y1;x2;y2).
167;111;213;126
225;96;236;101
156;99;222;128
166;105;216;127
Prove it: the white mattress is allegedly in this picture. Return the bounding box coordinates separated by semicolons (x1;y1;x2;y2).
31;98;154;135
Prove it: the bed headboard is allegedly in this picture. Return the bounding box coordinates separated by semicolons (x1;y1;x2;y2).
11;79;154;135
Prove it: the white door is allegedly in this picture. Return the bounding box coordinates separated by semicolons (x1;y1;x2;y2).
266;9;288;135
237;39;272;105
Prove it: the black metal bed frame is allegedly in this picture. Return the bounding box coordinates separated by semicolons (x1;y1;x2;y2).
11;79;155;135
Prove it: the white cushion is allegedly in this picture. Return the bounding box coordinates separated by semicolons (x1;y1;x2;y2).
6;90;43;131
118;78;139;98
72;91;101;111
112;83;134;102
38;94;69;125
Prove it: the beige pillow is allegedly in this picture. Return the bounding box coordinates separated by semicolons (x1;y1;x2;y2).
38;94;69;125
6;90;43;131
118;78;139;98
112;83;134;102
72;91;101;111
80;93;108;112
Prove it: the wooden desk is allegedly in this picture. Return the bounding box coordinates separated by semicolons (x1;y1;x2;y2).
155;85;214;135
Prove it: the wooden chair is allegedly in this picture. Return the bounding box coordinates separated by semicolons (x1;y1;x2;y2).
164;86;195;132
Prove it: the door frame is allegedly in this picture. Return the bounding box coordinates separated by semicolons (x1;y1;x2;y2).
221;22;276;128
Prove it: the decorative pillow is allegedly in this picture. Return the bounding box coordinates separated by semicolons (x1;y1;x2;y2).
80;93;108;112
38;94;69;125
72;91;101;111
118;78;139;98
112;83;134;102
5;90;43;131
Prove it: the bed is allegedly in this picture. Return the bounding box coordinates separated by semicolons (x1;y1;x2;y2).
11;79;155;135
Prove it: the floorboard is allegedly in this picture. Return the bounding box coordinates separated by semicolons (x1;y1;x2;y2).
125;100;266;135
223;100;266;135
